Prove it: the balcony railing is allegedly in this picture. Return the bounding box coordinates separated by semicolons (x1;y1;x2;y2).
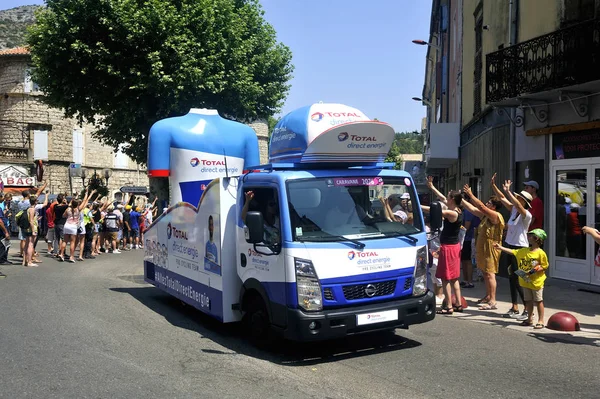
486;18;600;103
0;147;29;163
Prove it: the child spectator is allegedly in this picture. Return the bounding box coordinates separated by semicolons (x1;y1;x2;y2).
494;228;549;329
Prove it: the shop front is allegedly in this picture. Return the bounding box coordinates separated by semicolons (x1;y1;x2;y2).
549;129;600;286
0;164;36;197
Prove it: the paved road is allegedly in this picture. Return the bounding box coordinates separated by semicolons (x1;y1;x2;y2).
1;250;599;399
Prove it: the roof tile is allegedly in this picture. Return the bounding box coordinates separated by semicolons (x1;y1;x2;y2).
0;47;31;56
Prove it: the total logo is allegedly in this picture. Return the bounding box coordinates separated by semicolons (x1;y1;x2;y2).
190;158;200;167
167;223;188;240
338;132;349;142
348;250;380;260
349;135;377;142
248;248;262;257
311;112;324;122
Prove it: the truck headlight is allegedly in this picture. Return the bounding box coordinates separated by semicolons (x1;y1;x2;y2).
295;258;323;311
412;246;428;297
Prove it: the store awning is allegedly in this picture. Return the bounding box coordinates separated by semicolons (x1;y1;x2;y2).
1;187;35;196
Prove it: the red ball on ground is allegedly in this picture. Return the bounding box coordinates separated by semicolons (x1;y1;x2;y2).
451;294;468;309
547;312;581;332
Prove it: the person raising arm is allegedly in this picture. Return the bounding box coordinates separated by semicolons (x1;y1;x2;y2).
462;184;505;310
490;173;513;209
426;176;448;205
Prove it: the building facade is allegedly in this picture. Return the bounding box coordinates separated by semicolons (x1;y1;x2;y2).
420;0;462;196
0;47;271;205
422;0;600;286
484;0;600;286
0;47;148;200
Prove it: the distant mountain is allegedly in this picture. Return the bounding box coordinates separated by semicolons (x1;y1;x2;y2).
0;5;42;50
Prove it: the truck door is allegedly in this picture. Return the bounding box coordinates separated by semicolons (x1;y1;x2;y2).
237;184;287;327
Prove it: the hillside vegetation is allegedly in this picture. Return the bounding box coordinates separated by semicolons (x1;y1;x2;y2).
0;5;41;50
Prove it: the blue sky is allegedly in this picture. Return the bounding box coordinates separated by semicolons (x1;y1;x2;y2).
3;0;432;133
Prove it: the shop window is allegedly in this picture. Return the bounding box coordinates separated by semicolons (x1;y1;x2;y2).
33;130;48;161
72;128;84;164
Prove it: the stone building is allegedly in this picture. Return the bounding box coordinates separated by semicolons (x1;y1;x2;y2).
0;46;271;202
0;46;148;200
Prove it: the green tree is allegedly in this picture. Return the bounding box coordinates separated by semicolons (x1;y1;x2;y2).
27;0;294;165
267;115;280;140
384;141;403;170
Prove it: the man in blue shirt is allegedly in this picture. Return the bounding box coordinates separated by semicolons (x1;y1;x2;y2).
129;207;141;249
204;215;219;274
461;208;481;288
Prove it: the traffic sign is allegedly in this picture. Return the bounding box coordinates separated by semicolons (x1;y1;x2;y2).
69;163;82;177
120;186;148;194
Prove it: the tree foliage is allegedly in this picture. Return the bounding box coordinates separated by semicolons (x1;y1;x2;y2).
384;141;403;170
27;0;294;165
393;131;424;154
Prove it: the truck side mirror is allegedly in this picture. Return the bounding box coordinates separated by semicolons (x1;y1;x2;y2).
244;211;264;244
429;201;443;231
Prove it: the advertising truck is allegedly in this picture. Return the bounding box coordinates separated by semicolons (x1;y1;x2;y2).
144;104;439;341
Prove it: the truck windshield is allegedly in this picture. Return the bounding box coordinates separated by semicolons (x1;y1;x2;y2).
287;177;423;242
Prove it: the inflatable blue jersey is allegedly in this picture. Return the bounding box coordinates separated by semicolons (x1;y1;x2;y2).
269;103;395;164
148;109;260;206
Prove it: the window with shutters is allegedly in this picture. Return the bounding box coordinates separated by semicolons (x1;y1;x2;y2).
72;129;84;164
33;130;48;160
24;68;40;93
114;145;129;169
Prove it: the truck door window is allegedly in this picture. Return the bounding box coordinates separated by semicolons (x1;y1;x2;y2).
242;187;281;246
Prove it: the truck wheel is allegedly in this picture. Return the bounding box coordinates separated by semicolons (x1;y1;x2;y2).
245;295;270;341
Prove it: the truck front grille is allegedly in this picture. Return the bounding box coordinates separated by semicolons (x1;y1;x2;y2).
404;277;412;290
323;287;334;300
342;280;396;300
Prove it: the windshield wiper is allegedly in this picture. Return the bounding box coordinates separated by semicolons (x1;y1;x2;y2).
381;231;419;245
300;234;365;249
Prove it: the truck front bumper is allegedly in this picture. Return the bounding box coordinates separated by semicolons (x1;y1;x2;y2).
280;291;435;342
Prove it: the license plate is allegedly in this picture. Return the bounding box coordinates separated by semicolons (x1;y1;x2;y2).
356;309;399;326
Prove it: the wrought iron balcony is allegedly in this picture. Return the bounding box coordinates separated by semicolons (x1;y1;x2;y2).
486;18;600;103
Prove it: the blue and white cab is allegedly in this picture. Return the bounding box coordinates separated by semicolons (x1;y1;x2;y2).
144;104;437;342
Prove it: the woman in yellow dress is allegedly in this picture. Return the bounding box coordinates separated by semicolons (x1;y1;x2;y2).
461;185;505;310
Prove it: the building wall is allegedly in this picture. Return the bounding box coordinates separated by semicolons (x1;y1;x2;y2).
461;0;510;127
448;0;463;124
459;124;510;199
247;119;269;164
0;55;148;196
518;0;560;42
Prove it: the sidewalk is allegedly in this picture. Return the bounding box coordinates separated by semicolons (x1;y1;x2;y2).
452;276;600;345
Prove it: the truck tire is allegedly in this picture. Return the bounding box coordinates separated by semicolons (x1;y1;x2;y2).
244;294;270;341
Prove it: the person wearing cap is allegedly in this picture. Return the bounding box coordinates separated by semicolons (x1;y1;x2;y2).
523;180;543;231
494;229;549;329
490;176;534;319
129;206;142;249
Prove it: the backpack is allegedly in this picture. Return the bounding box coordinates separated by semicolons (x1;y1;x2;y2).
16;209;30;230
